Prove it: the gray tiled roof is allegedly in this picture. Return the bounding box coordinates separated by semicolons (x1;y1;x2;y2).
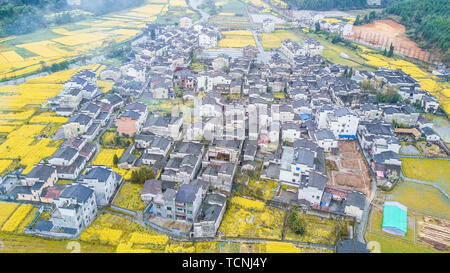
26;165;56;181
59;185;93;203
82;167;112;183
175;184;200;203
295;148;315;167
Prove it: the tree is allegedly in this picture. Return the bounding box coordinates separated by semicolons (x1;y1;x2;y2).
363;15;369;24
387;43;394;57
354;15;361;25
131;170;139;183
288;208;306;235
315;21;320;32
113;154;119;166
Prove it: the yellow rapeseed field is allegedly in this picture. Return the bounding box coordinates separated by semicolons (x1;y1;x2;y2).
0;202;19;228
1;51;24;63
218;30;256;48
0;65;97;174
29;112;69;124
1;204;34;232
98;80;114;93
219;197;284;239
258;30;301;50
323;18;341;23
0;3;165;80
92;148;125;167
265;242;301;253
80;227;123;245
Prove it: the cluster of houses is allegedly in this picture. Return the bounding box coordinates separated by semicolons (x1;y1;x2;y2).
0;69;130;237
288;10;353;36
0;17;446;241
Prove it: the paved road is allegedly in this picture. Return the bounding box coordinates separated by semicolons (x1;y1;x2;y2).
244;2;271;63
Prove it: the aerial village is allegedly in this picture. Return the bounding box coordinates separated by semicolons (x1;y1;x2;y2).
0;0;448;254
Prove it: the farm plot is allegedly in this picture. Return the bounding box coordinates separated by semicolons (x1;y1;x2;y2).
384;181;450;219
210;15;251;29
258;30;302;50
0;202;20;228
0;233;116;253
247;179;278;201
92;148;125;167
326;141;372;196
218;196;284;239
0;3;166;81
265;241;301;253
80;213;171;253
218;30;256;48
1;204;34;232
0;160;13;175
418;216;450;251
114;182;146;212
401;158;450;193
284;212;348;244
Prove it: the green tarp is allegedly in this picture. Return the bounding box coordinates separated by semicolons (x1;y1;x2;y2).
382;202;407;235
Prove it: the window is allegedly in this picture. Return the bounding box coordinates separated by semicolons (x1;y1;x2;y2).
187;210;192;214
187;203;192;207
156;205;161;208
167;207;172;211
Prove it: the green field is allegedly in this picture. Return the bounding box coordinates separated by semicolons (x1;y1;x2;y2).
284;213;349;244
364;207;440;253
218;0;247;14
365;232;439;253
296;31;374;70
401;158;450;193
258;30;303;50
384;181;450;218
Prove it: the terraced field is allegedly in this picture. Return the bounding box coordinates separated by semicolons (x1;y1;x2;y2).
0;3;169;81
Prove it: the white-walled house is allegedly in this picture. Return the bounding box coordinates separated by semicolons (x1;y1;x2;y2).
51;185;97;234
75;166;121;206
297;171;327;206
313;129;338;152
318;107;360;139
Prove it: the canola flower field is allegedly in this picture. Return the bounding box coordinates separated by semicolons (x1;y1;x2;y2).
92;147;132;180
258;30;303;50
218;196;285;239
114;182;146;212
0;3;169;81
0;64;100;175
79;213;190;253
0;202;36;233
218;30;256;48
